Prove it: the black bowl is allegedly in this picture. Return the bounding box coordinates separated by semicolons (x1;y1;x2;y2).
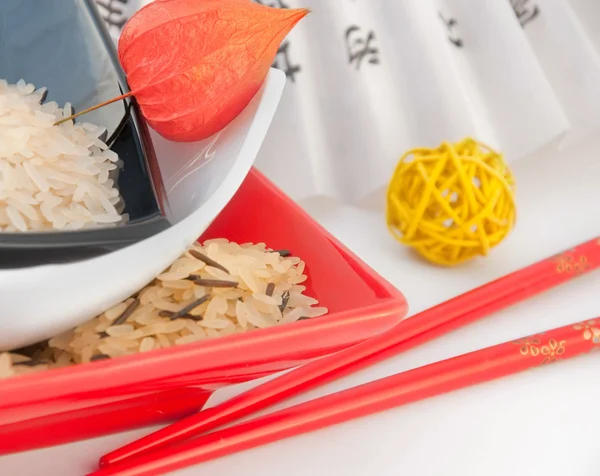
0;0;170;267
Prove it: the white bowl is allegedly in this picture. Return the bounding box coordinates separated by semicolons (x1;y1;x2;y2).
0;69;286;352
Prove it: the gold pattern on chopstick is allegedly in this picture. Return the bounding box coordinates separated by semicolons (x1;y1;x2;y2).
513;337;541;356
553;252;588;274
573;320;600;344
513;335;566;364
574;320;600;354
539;339;566;364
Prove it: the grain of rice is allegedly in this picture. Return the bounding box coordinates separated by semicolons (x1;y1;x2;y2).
162;320;188;333
175;335;199;346
205;329;221;338
182;287;196;301
104;302;129;322
158;270;191;282
152;298;183;313
0;353;13;379
280;307;308;325
288;292;319;307
133;307;157;325
156;333;172;349
94;321;112;333
186;320;205;334
139;325;163;338
81;346;94;363
204;266;231;281
162;280;195;290
56;352;73;366
303;307;329;318
139;337;155;353
10;353;31;364
105;325;135;337
199;318;232;330
157;287;174;298
239;267;260;293
253;292;279;306
97;344;128;358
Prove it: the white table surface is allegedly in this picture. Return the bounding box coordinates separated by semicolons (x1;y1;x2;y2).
4;132;600;475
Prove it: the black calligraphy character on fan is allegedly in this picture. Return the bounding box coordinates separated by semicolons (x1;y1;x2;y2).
438;13;463;48
345;26;380;70
95;0;129;34
254;0;302;82
511;0;540;28
255;0;290;8
273;41;301;83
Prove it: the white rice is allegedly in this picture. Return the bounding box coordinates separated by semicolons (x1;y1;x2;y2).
0;79;125;232
0;240;327;379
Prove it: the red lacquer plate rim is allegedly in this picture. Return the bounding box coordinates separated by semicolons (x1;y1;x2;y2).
0;169;407;408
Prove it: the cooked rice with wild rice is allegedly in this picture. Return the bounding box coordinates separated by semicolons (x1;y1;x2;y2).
0;239;327;379
0;79;125;231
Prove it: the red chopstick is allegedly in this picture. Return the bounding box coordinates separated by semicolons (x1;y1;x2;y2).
90;315;599;476
100;237;600;468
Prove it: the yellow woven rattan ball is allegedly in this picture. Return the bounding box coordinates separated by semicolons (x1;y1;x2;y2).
386;138;516;266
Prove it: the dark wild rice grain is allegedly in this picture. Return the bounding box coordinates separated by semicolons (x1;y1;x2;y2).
99;298;141;338
186;277;238;288
13;359;49;367
159;311;197;320
189;249;230;274
266;282;275;297
158;311;204;321
162;295;211;320
279;290;290;313
112;298;140;326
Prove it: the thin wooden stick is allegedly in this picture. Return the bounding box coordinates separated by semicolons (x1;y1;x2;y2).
54;91;134;125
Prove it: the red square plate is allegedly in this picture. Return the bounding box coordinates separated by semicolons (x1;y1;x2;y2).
0;169;407;454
